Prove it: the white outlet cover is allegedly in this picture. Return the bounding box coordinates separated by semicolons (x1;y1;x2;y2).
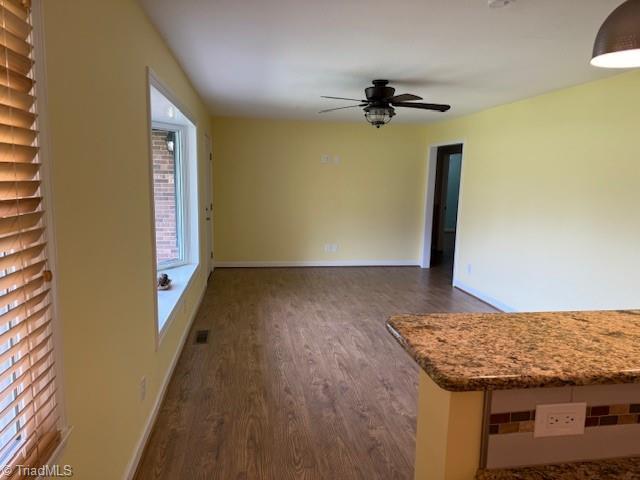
321;154;330;164
324;243;339;253
534;402;586;438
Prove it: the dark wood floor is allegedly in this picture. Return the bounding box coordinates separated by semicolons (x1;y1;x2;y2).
134;265;496;480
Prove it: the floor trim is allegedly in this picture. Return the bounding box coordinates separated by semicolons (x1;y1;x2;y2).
453;279;517;312
124;283;207;480
214;260;420;268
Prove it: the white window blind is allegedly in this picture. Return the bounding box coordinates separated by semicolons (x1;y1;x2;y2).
0;0;61;475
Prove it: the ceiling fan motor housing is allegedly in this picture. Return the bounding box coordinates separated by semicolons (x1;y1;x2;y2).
365;79;395;102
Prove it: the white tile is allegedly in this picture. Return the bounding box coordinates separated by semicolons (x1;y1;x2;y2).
492;387;572;413
572;384;640;406
487;424;640;469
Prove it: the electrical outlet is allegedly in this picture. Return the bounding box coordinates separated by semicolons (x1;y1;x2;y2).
324;243;339;253
467;263;472;275
534;402;586;438
140;377;147;401
320;154;330;164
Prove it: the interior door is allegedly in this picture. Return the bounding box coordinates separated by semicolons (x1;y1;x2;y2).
205;134;214;273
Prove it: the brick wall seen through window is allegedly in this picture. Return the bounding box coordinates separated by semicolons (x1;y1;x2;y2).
152;129;180;264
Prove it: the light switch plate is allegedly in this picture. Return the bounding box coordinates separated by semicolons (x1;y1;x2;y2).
534;402;586;438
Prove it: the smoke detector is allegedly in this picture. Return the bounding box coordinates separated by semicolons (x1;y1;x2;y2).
488;0;515;7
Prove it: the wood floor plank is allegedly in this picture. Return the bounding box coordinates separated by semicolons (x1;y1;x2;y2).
134;265;496;480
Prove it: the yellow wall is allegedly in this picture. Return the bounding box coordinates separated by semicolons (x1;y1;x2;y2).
415;371;484;480
212;118;429;264
213;71;640;312
41;0;211;478
425;70;640;311
39;0;640;473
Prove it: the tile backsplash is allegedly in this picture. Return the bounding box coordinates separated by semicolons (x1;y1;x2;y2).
489;403;640;435
487;384;640;469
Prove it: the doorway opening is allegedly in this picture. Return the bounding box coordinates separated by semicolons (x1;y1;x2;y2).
421;143;463;276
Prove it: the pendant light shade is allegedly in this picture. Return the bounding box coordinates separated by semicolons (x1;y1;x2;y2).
591;0;640;68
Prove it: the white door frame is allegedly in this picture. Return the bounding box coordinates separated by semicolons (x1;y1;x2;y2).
421;140;466;274
205;134;214;273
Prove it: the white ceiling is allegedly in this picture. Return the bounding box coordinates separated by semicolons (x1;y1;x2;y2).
138;0;624;123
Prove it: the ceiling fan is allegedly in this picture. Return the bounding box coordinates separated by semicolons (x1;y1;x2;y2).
319;79;451;128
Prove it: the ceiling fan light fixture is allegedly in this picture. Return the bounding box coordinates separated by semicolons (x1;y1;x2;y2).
364;106;395;128
592;0;640;69
319;80;450;126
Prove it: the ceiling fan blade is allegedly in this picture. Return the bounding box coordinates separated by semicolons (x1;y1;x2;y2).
321;96;368;102
392;102;451;112
388;93;422;102
318;104;365;114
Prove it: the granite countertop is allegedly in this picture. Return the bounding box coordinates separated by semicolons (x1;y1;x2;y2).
476;457;640;479
387;310;640;391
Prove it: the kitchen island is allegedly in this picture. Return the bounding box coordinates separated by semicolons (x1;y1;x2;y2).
387;310;640;480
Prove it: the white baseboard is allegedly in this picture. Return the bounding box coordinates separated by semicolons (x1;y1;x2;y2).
214;260;419;268
452;278;517;313
124;283;207;480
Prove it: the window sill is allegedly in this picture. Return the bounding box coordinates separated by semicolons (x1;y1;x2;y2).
38;426;73;479
157;263;198;337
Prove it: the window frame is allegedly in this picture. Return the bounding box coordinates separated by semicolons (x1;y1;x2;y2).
6;0;73;467
146;68;201;345
151;122;189;270
35;0;66;435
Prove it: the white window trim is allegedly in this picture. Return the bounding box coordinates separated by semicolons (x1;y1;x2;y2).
156;263;198;332
151;122;188;270
31;0;70;448
146;68;201;348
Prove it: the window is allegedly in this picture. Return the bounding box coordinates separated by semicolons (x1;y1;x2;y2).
148;76;199;334
0;0;62;474
151;125;185;268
